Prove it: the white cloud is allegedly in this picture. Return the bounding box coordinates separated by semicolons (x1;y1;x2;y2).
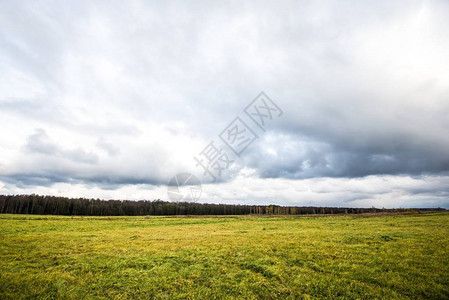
1;0;448;207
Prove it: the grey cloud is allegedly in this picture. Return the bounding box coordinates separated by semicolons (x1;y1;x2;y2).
0;172;163;189
24;128;99;164
0;174;69;188
25;128;58;155
96;137;120;156
0;100;141;137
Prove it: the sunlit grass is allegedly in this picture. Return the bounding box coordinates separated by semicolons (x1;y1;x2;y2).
1;213;448;299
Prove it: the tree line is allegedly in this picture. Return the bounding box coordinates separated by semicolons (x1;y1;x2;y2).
0;194;444;216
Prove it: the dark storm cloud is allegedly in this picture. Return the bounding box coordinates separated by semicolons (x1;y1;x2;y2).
244;129;449;179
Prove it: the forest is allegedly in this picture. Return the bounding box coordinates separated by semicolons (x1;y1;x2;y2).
0;194;444;216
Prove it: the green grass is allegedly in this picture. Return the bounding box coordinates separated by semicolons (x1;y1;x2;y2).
1;213;448;299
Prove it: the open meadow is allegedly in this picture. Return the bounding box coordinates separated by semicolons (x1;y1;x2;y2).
1;213;448;299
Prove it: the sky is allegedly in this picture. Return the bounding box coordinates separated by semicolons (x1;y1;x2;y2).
1;0;448;208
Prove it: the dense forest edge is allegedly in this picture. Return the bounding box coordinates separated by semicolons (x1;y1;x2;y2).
1;194;446;216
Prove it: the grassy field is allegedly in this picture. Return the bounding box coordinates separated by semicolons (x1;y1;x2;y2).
1;213;448;299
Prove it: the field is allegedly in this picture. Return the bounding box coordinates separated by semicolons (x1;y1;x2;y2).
1;213;448;299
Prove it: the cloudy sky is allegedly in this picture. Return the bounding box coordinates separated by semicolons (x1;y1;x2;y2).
1;0;448;208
